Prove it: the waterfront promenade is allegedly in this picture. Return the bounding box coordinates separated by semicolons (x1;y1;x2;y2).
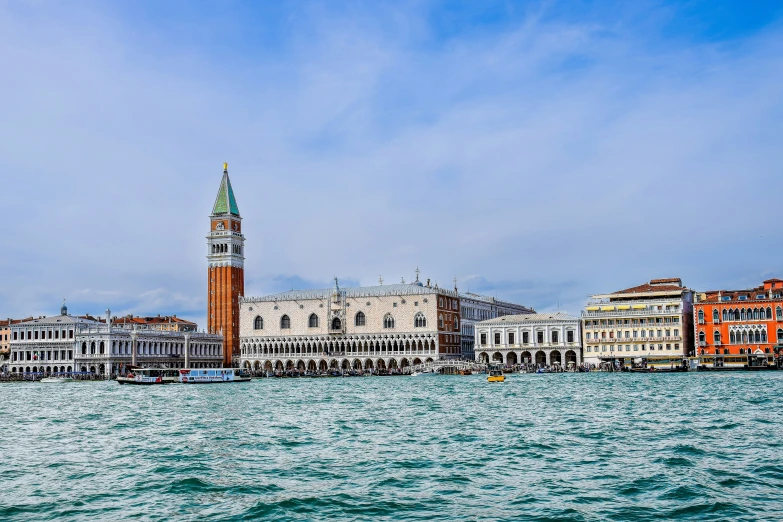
1;373;782;521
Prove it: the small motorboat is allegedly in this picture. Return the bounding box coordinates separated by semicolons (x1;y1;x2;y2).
40;376;75;383
487;370;505;383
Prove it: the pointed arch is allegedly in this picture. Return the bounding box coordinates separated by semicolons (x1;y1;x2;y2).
383;314;395;329
355;311;366;326
414;312;426;328
308;314;319;328
254;316;263;330
280;315;291;329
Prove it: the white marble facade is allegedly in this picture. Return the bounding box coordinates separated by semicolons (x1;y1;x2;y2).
238;280;462;372
474;312;582;367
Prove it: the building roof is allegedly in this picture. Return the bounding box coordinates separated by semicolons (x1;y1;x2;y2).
212;165;240;216
478;312;579;325
459;292;535;312
14;314;101;326
613;283;685;294
111;315;196;327
650;278;682;285
244;282;458;303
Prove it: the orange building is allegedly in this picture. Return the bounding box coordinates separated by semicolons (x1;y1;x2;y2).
207;163;245;367
693;278;783;369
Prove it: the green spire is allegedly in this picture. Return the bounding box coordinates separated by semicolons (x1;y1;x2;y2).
212;163;240;216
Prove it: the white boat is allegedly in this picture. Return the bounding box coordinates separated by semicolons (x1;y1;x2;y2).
40;377;74;383
117;368;176;385
410;369;439;377
178;368;251;384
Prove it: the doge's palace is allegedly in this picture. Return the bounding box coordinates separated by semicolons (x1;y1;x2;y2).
239;278;462;372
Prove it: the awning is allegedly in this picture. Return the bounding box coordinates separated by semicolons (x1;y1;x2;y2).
631;305;646;309
617;305;631;310
601;306;615;311
585;306;599;311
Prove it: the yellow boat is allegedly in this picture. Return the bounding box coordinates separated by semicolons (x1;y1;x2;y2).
487;370;505;383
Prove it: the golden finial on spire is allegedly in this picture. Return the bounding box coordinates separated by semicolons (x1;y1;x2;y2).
223;162;228;172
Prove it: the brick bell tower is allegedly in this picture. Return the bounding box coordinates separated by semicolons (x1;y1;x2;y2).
207;162;245;367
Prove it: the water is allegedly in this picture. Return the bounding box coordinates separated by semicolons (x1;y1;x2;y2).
1;373;782;521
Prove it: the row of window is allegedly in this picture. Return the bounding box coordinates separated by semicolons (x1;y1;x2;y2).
12;329;75;341
584;317;679;327
698;329;778;344
253;312;443;331
586;344;680;352
698;307;782;322
586;329;679;340
480;330;576;346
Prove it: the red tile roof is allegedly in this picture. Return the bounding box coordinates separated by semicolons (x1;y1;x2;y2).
613;283;685;294
650;278;682;284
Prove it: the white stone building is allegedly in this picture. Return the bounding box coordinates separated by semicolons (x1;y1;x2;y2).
8;305;223;377
459;293;534;359
238;279;462;372
474;312;582;367
581;278;694;365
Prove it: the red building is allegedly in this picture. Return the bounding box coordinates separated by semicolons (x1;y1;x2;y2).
693;278;783;368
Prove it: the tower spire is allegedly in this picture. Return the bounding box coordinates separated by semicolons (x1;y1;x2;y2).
212;163;240;216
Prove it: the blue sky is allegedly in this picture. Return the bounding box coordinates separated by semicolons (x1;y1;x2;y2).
1;0;782;328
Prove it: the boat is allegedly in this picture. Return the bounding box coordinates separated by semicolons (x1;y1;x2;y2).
40;376;74;383
487;370;505;382
117;368;173;385
178;368;251;384
411;369;439;377
458;369;472;375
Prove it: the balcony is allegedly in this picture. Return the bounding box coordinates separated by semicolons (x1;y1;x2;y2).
699;341;706;347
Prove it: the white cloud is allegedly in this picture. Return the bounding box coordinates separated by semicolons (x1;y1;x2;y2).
0;1;781;328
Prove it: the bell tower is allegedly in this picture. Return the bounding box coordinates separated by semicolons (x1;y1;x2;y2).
207;162;245;367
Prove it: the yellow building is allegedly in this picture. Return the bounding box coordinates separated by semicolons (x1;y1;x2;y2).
109;315;198;332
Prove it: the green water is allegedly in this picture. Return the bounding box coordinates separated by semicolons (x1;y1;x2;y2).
1;373;782;521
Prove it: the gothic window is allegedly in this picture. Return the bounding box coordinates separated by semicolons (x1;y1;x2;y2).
280;315;291;329
454;318;459;331
254;316;263;330
753;309;760;320
699;331;705;343
766;307;773;319
308;314;319;328
730;331;736;343
722;309;728;321
734;309;740;320
355;312;366;327
714;331;721;343
778;307;783;320
713;309;719;322
742;331;748;343
740;309;746;321
414;313;426;328
698;310;704;322
761;331;767;342
331;317;342;330
383;314;395;329
754;331;761;343
438;315;444;329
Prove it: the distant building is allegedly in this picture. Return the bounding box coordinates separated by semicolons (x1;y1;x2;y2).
474;312;581;367
459;293;534;359
238;277;461;373
581;278;694;364
8;304;223;376
693;278;783;366
110;315;198;332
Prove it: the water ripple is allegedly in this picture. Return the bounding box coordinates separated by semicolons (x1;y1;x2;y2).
1;374;783;521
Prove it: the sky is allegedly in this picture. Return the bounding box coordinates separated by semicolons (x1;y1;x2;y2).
1;0;782;328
